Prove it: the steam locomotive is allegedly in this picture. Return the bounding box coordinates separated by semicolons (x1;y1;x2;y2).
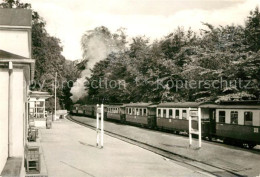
70;101;260;149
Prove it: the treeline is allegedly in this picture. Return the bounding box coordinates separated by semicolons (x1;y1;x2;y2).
0;0;79;110
81;7;260;104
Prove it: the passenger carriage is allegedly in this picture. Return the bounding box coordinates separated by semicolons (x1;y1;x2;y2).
200;101;260;148
156;102;202;133
106;104;124;122
71;104;81;114
124;103;157;128
83;104;95;117
70;101;260;148
77;105;84;115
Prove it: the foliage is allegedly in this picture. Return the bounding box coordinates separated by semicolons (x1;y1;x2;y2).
80;6;260;104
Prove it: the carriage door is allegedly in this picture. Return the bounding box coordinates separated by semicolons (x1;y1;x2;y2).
209;109;216;134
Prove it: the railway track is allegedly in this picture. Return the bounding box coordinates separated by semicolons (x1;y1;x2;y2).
67;115;250;177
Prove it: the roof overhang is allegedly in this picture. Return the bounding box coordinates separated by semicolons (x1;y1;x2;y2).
29;91;52;100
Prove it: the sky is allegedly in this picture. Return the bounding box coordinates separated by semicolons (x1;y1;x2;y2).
3;0;260;60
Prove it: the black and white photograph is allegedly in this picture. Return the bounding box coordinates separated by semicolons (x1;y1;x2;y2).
0;0;260;176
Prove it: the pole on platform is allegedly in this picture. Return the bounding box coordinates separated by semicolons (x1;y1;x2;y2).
96;104;104;148
54;72;57;121
101;104;104;148
188;107;192;147
198;107;202;148
96;104;99;147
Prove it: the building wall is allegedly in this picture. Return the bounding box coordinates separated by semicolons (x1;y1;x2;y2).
0;68;9;173
11;69;25;156
0;68;27;173
0;30;30;58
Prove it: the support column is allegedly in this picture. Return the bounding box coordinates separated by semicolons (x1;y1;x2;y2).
8;61;13;157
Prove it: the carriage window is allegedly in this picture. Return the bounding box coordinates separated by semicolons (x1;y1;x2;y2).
175;110;179;119
219;111;225;123
182;110;187;119
158;109;161;117
231;111;238;124
169;109;173;118
163;109;167;118
144;108;147;115
139;109;142;116
244;112;253;126
136;108;139;115
129;108;132;115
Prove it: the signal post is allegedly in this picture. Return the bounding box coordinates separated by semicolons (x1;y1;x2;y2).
96;104;104;148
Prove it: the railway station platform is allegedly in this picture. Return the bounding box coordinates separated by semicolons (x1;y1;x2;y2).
38;118;210;177
70;116;260;177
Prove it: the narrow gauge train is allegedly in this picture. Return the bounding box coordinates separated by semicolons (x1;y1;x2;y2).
70;101;260;148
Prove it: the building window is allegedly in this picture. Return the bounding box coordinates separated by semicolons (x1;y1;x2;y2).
244;112;253;126
169;109;173;118
30;101;45;119
182;110;187;119
219;111;225;123
230;111;238;124
175;110;179;119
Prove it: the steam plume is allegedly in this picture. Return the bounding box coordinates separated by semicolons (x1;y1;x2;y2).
70;28;119;102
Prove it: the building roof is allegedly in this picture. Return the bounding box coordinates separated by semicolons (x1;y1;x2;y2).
157;102;200;108
0;9;31;27
0;50;27;59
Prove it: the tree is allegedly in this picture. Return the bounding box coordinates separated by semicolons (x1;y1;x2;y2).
245;6;260;52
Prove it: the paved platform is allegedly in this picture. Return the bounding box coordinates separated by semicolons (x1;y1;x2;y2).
39;119;209;177
71;116;260;177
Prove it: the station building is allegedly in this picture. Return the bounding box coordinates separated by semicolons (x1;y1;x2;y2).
0;9;35;176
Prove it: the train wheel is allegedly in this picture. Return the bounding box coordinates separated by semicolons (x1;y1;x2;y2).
248;143;256;149
243;143;256;149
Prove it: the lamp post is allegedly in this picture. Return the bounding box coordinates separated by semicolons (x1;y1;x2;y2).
54;72;57;121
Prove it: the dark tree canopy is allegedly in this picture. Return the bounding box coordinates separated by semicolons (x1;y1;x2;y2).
79;6;260;104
